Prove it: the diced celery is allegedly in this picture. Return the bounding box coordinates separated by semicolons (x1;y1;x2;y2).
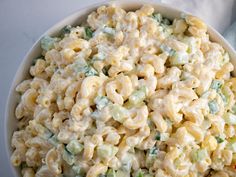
169;51;189;66
72;165;85;176
208;100;219;114
62;148;75;165
160;44;175;56
41;36;57;51
48;134;59;147
210;80;222;91
148;146;159;157
155;132;169;141
97;144;118;159
84;66;98;76
110;104;129;123
73;58;97;76
61;25;72;36
91;110;101;119
103;26;115;36
106;169;116;177
74;57;88;66
92;52;106;62
66;140;84;155
74;58;88;71
183;36;199;54
162;18;171;25
152;13;162;23
224;112;236;125
94;96;109;110
129;86;147;105
191;149;207;162
116;170;129;177
84;27;93;39
35;124;53;139
152;13;171;25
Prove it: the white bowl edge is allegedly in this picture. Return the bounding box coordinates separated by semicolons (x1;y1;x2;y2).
4;0;236;176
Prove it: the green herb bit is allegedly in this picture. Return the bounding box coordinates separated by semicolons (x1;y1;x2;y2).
215;136;224;144
84;26;93;40
155;132;161;141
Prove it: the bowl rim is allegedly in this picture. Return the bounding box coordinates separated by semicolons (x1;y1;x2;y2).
4;0;236;176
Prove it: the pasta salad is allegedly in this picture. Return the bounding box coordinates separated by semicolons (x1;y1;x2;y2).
11;4;236;177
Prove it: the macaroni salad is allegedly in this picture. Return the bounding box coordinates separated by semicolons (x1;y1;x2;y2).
11;4;236;177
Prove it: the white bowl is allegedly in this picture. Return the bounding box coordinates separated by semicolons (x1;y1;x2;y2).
4;0;236;176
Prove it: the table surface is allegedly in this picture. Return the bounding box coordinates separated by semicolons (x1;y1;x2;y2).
0;0;235;176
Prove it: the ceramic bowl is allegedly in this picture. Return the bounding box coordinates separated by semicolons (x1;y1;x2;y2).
5;0;236;176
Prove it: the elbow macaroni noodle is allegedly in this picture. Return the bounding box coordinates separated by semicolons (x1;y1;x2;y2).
11;4;236;177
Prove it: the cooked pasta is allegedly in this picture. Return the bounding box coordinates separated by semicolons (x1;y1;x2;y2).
11;4;236;177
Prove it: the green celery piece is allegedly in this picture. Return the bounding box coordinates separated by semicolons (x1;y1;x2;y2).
208;100;219;114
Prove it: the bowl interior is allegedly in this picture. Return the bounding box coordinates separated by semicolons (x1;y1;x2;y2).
5;0;236;176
